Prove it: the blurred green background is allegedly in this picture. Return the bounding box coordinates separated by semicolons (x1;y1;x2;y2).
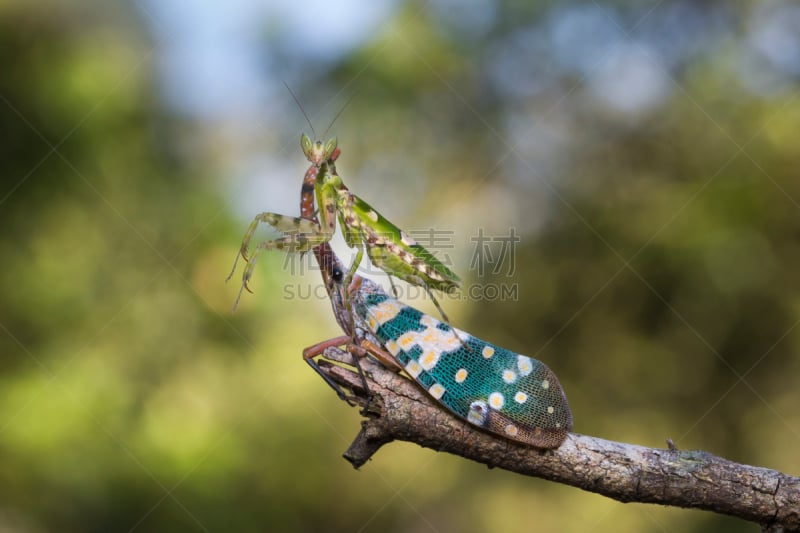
1;0;798;531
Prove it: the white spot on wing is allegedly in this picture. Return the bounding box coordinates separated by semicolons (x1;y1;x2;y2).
397;331;419;351
429;383;445;399
420;314;439;328
517;355;533;376
405;360;422;378
370;299;404;326
488;392;505;410
419;323;460;354
419;349;440;370
385;340;400;356
502;370;517;384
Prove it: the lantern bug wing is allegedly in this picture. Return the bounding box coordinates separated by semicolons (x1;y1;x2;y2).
351;287;572;448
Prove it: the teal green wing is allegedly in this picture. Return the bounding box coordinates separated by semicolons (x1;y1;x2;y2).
352;288;572;448
348;194;461;287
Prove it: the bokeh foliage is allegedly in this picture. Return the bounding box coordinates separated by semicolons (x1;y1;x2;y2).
0;0;798;532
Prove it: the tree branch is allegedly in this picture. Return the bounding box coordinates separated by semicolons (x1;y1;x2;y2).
318;347;800;532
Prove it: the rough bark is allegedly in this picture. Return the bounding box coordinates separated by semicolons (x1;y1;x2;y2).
318;347;800;532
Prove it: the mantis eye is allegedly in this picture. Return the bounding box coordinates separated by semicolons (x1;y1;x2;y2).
300;133;313;158
324;137;338;160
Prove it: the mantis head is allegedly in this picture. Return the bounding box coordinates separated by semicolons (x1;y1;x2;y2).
301;133;338;167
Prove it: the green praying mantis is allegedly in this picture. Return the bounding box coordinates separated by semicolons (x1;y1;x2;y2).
227;133;461;323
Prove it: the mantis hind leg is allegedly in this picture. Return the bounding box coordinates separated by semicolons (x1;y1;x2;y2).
388;275;400;298
401;271;455;326
424;286;451;324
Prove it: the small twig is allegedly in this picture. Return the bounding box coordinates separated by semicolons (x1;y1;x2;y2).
317;347;800;532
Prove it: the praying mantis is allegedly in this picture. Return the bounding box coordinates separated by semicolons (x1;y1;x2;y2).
227;133;461;324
